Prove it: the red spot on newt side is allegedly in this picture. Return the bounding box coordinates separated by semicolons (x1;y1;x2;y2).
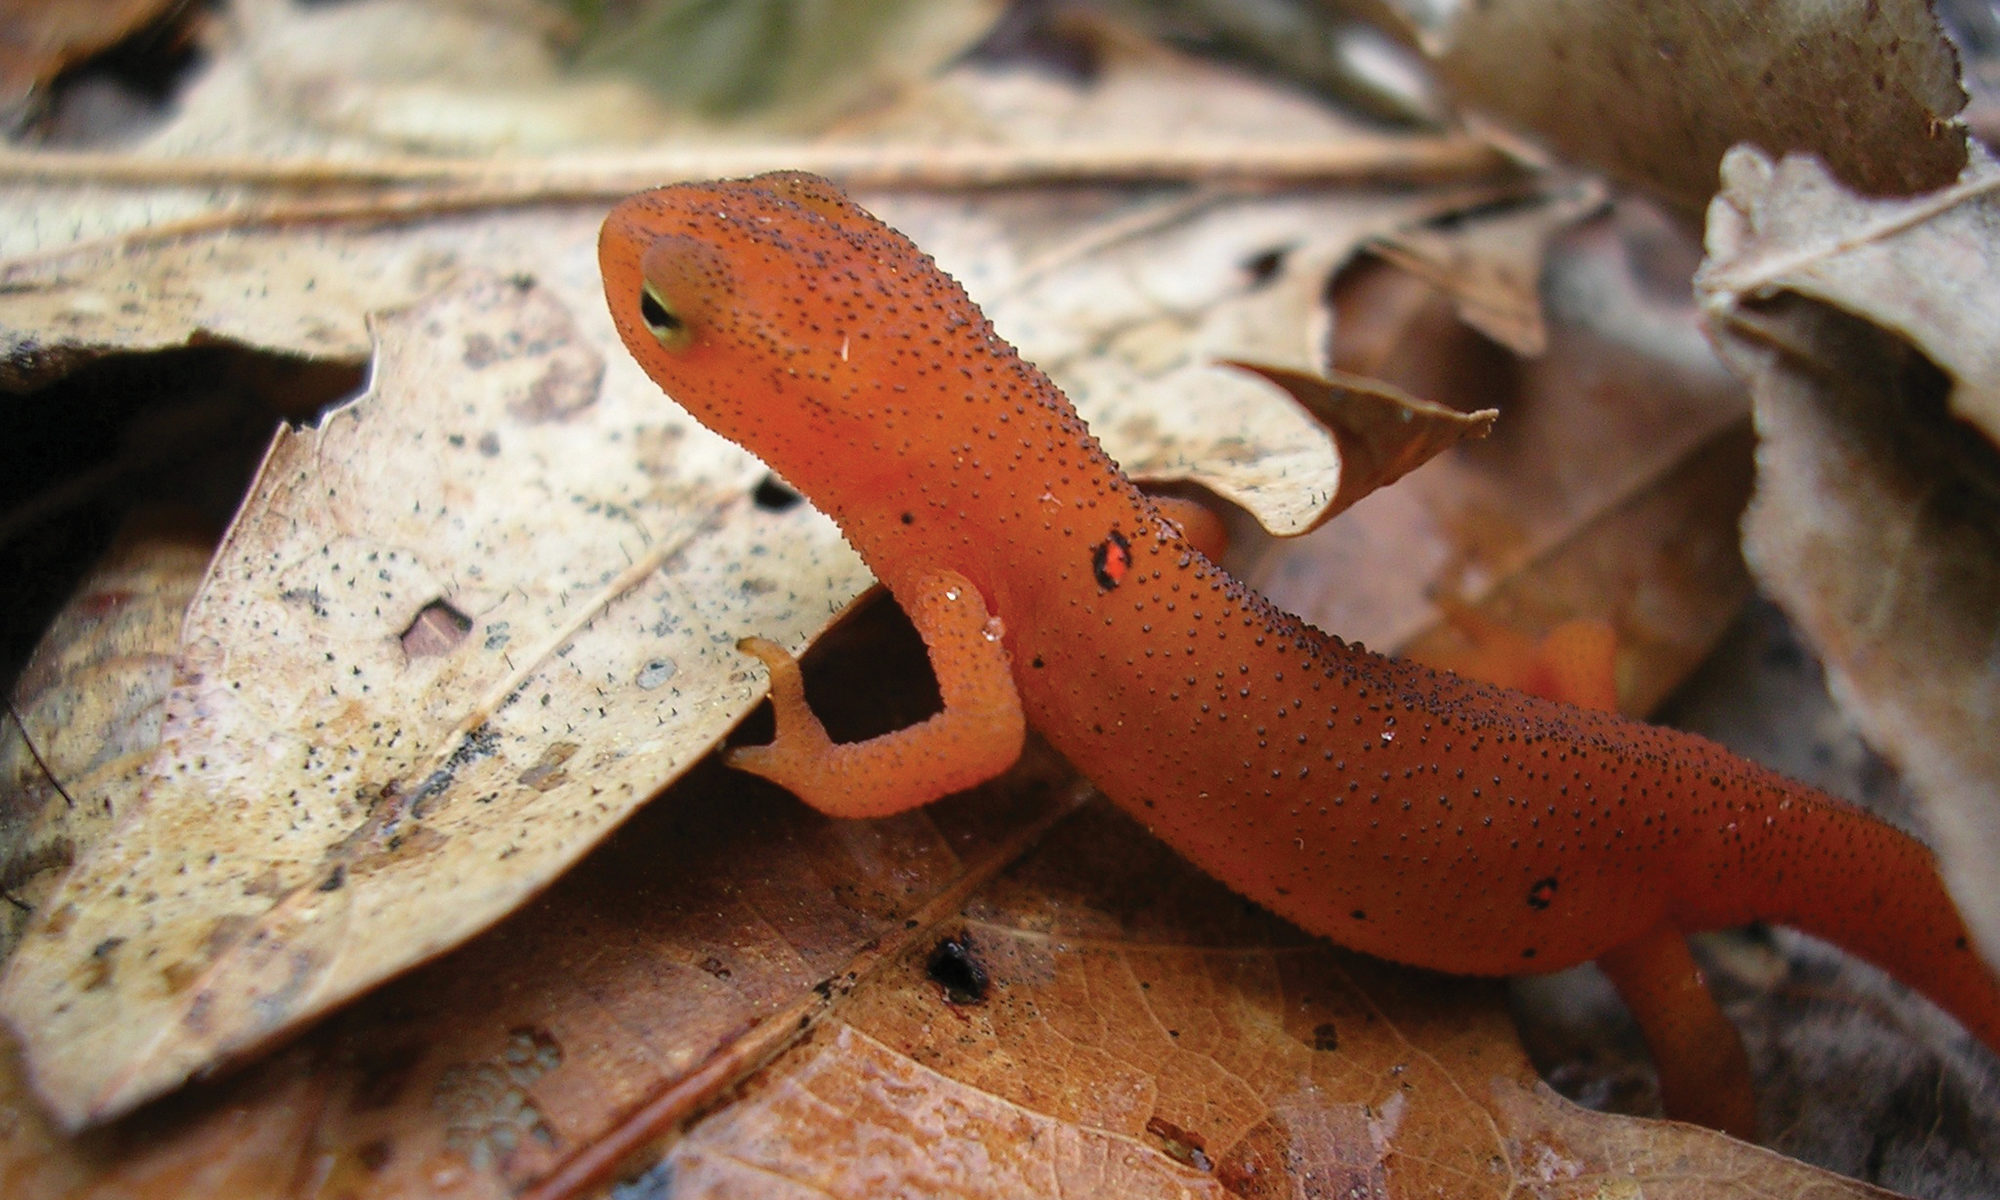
1092;530;1132;591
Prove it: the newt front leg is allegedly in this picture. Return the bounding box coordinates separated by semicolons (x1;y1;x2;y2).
730;569;1026;818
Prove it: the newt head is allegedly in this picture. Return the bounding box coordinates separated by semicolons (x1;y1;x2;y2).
599;171;970;492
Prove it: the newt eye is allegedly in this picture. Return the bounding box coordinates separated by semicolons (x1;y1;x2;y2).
639;283;692;351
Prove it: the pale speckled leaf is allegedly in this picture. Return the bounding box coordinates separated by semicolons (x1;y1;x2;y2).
0;270;869;1128
1;212;557;385
1698;146;2000;964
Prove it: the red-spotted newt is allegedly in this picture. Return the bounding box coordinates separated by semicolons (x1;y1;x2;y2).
599;172;2000;1139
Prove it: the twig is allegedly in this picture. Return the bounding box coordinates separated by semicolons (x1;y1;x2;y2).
0;135;1513;193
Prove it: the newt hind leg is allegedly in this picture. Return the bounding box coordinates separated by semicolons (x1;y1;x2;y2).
1147;493;1230;562
1596;922;1758;1140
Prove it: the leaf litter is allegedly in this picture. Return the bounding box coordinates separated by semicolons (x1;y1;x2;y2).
4;0;1988;1195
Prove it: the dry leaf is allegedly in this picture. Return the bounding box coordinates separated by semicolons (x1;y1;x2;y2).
1409;0;1967;212
654;800;1892;1200
1221;362;1496;526
1250;200;1753;717
0;272;873;1128
0;617;1090;1198
0;513;211;961
1698;146;2000;963
1360;179;1608;356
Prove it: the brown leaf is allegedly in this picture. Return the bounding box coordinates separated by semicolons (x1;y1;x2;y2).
1219;362;1496;528
1698;147;2000;964
1250;200;1754;716
1359;179;1607;357
653;801;1890;1200
1419;0;1967;212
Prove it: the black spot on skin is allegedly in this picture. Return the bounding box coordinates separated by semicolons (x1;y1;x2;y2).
900;511;915;525
927;932;989;1004
1527;875;1558;910
1351;909;1367;921
1312;1022;1339;1051
1521;947;1538;959
1031;655;1045;669
752;474;803;511
1092;529;1132;591
317;865;346;892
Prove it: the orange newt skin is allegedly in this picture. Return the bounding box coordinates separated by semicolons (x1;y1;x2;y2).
599;173;2000;1136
